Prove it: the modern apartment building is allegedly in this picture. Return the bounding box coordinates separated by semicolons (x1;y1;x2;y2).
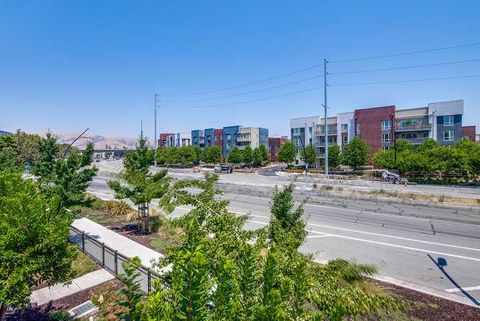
290;100;477;166
158;132;191;147
222;125;269;158
191;130;205;148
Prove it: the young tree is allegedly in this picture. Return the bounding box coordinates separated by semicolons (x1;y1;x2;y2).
202;146;222;164
278;141;296;165
242;145;254;167
227;146;243;166
0;173;77;320
258;144;270;164
116;258;144;321
252;147;263;167
328;144;342;169
342;137;369;169
301;144;317;170
109;136;171;233
31;133;97;212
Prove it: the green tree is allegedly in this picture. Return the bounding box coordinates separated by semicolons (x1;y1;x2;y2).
202;146;222;164
328;144;342;169
109;136;171;233
116;258;144;321
342;137;369;169
258;144;269;164
0;135;20;172
278;141;296;165
0;173;76;320
301;144;317;170
227;146;243;166
242;145;254;167
252;147;263;167
31;134;97;212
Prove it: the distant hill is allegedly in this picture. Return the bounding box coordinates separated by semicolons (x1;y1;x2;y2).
35;131;141;150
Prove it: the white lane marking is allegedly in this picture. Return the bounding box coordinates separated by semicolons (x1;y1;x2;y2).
306;234;333;239
245;213;480;253
445;285;480;293
178;209;480;261
325;233;480;262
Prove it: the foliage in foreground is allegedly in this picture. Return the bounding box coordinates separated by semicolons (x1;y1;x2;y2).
0;173;77;320
110;174;402;320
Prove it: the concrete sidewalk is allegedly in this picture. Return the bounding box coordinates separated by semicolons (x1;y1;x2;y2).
30;269;114;306
72;217;164;268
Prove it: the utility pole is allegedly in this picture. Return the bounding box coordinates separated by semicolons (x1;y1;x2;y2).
323;58;329;178
154;94;159;166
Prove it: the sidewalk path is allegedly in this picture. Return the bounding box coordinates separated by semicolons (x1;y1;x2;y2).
72;217;163;268
30;269;114;306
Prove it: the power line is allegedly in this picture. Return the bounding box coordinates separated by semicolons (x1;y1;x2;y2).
162;85;324;109
162;64;323;97
330;74;480;87
329;42;480;64
164;74;323;103
329;58;480;75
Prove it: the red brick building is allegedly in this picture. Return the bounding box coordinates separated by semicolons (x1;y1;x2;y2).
462;126;476;141
268;136;288;161
354;106;395;154
158;133;174;148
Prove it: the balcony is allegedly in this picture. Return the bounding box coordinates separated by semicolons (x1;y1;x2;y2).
236;135;251;143
315;130;337;136
395;124;431;132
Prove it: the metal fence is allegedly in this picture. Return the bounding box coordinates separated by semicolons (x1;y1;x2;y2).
69;226;161;293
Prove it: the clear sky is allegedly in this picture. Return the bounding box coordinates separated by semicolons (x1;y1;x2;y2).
1;0;479;138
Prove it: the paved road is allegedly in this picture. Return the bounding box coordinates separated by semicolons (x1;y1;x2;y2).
89;160;480;306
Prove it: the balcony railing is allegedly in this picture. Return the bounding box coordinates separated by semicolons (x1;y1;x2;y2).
315;130;337;136
395;124;431;131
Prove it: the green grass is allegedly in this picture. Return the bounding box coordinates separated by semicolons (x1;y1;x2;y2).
72;249;97;278
72;195;129;225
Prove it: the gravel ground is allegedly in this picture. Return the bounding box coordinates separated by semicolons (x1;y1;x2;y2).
374;280;480;321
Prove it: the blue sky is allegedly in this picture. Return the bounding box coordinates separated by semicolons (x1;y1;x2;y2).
1;0;479;138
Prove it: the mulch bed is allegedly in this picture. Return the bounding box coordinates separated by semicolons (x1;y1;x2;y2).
373;279;480;321
107;222;157;249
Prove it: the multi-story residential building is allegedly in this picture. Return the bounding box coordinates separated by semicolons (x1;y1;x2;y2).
222;125;269;158
204;128;223;152
290;99;477;165
191;129;205;148
158;132;191;147
158;133;175;148
290;114;355;166
268;136;288;161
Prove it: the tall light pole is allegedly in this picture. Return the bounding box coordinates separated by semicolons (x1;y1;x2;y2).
323;58;329;178
154;94;160;166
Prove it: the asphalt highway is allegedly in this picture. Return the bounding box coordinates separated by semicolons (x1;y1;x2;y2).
88;161;480;307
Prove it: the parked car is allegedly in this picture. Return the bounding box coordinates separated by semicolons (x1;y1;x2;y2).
214;163;233;174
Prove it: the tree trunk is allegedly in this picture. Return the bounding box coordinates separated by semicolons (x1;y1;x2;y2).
0;302;7;321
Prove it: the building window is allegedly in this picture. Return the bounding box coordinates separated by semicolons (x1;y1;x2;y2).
342;135;348;145
382;119;392;130
443;130;454;141
356;123;362;136
444;115;454;126
382;146;389;151
341;124;348;132
382;133;391;143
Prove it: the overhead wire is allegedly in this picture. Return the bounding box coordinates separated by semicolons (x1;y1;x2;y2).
164;74;324;103
328;42;480;63
162;85;324;109
330;74;480;87
329;58;480;75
